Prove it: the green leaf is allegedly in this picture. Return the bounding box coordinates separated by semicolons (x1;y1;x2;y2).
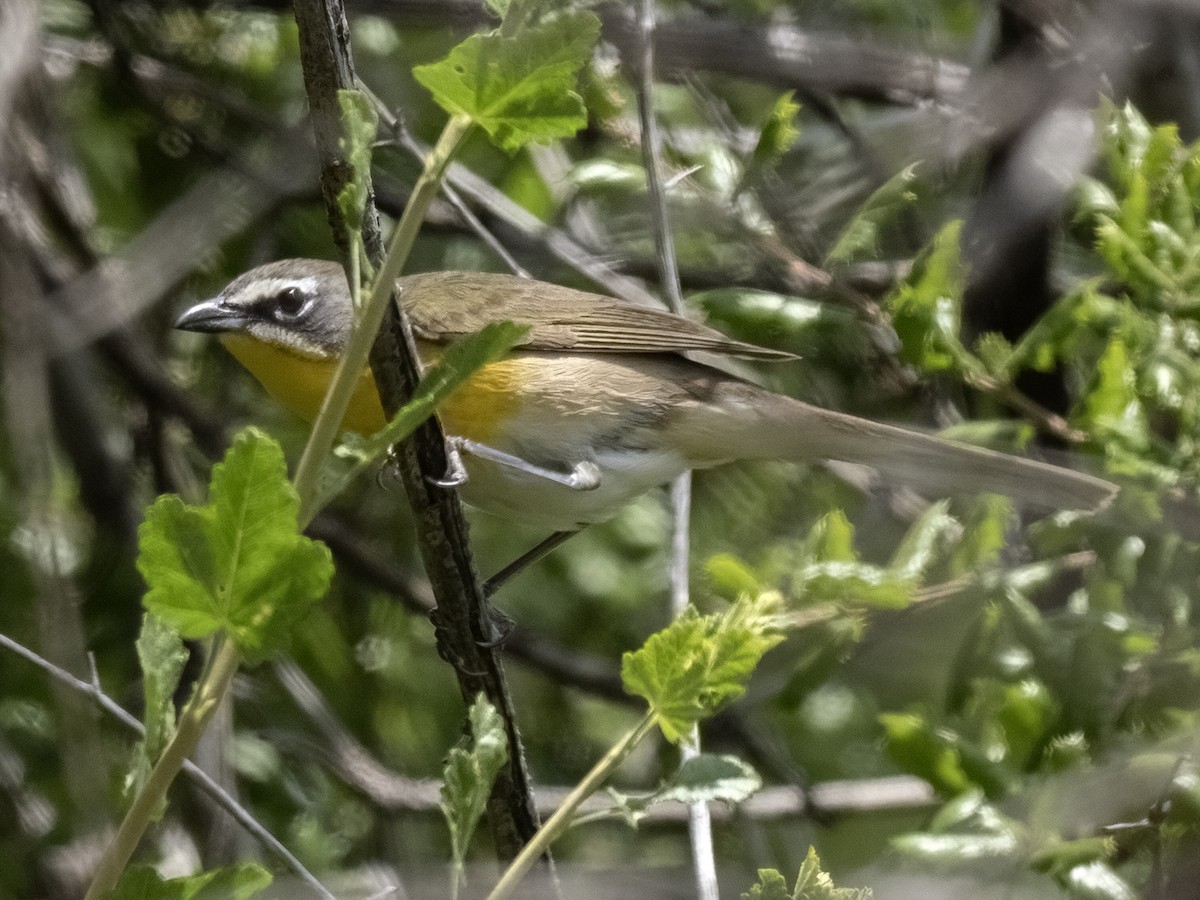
879;712;972;795
441;695;509;879
1072;175;1121;226
107;863;271;899
887;500;955;582
622;593;784;743
742;869;792;900
1095;216;1176;296
743;848;871;900
607;753;761;825
1063;861;1138;900
797;561;914;609
412;8;599;151
803;509;859;564
1031;837;1115;877
887;220;974;374
657;754;762;806
321;322;528;506
704;553;763;601
826;164;920;266
738;91;801;193
792;512;920;609
946;495;1014;575
994;679;1057;768
792;847;872;900
137;612;187;761
1077;339;1151;454
138;428;334;664
892;829;1021;864
336;89;378;234
125;613;188;814
975;332;1014;377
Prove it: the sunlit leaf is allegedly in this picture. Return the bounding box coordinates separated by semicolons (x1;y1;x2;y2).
622;594;783;743
138;428;333;663
413;8;599;151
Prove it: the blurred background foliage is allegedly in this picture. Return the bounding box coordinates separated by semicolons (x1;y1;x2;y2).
7;0;1200;896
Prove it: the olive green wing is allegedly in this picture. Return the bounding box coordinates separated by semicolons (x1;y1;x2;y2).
398;271;794;360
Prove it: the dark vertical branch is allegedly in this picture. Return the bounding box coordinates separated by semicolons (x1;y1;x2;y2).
289;0;541;860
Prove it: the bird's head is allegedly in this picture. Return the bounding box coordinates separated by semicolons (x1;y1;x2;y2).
175;258;353;359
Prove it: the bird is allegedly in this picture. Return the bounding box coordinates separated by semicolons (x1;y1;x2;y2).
175;259;1116;535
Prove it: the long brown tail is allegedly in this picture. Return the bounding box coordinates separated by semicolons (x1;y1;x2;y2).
671;381;1117;512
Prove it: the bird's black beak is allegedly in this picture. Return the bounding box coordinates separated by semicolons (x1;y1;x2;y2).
174;298;247;333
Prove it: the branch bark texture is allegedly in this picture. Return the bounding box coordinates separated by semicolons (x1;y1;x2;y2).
290;0;541;860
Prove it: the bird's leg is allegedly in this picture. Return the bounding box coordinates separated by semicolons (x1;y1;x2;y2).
483;529;581;599
428;436;594;614
433;437;470;488
434;436;602;491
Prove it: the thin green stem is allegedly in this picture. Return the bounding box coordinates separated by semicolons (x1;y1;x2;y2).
485;712;658;900
293;113;474;525
84;636;241;900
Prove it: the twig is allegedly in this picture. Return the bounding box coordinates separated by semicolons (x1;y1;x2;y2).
0;631;336;899
369;99;662;308
487;714;658;900
84;638;241;900
359;86;530;279
231;0;971;105
274;645;936;825
634;3;718;896
962;371;1089;444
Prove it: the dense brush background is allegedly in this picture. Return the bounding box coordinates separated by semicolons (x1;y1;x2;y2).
5;0;1200;897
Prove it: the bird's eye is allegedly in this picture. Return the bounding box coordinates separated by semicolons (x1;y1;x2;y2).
275;287;307;319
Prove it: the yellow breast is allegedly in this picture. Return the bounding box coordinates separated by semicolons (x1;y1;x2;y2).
220;333;521;442
414;341;522;443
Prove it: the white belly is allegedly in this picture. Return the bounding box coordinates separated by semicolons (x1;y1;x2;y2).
456;444;690;530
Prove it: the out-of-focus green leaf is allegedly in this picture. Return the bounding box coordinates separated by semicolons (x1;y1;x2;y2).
108;863;271;899
705;553;763;601
887;220;974;374
879;712;972;795
739;91;801;192
1076;340;1150;455
946;495;1014;575
825;164;919;266
892;830;1022;863
791;509;957;609
1062;861;1138;900
887;501;955;582
1031;837;1114;877
1167;770;1200;828
967;678;1058;770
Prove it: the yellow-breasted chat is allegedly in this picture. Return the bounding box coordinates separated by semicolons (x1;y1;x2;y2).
175;259;1117;531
